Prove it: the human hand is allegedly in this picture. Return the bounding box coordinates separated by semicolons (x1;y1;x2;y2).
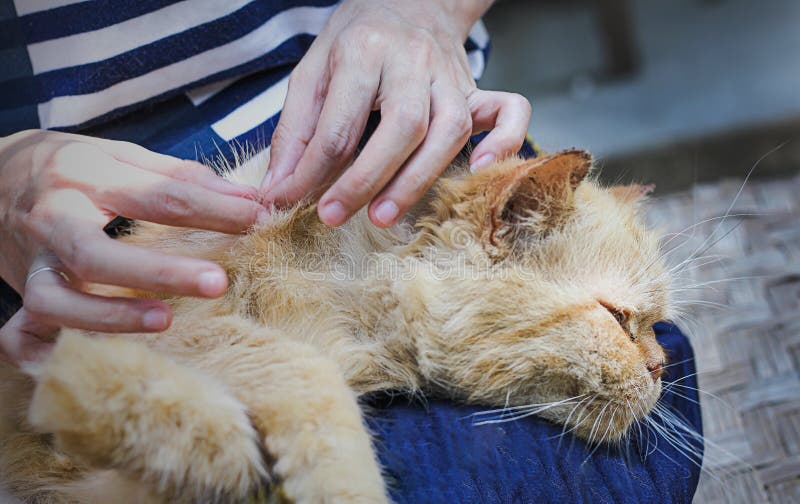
0;308;55;365
0;130;267;362
262;0;531;228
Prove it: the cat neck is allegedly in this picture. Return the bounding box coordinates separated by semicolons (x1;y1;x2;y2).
228;209;429;394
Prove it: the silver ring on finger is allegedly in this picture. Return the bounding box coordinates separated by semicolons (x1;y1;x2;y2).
24;267;71;289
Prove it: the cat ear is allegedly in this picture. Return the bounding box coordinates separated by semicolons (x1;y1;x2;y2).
483;149;592;248
610;183;655;203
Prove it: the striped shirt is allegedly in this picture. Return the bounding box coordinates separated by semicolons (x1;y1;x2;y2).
0;0;490;164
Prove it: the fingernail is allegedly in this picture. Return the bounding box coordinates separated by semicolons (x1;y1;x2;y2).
374;200;399;226
318;200;348;226
470;153;495;172
143;309;169;331
198;270;227;296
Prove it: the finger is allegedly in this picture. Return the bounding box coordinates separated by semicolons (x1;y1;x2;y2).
154;158;261;199
23;263;173;333
261;52;329;193
51;229;230;298
316;67;431;226
33;192;230;298
104;164;267;233
0;308;56;365
85;137;258;198
367;83;472;227
466;90;532;171
56;153;267;233
263;58;379;206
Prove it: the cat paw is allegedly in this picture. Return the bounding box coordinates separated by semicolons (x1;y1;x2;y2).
26;331;268;499
270;438;389;504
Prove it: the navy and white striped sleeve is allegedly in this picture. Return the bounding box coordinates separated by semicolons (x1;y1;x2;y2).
0;0;491;164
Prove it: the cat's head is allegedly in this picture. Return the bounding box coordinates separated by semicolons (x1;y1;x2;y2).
403;150;671;443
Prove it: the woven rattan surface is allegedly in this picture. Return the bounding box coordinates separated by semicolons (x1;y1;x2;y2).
646;172;800;503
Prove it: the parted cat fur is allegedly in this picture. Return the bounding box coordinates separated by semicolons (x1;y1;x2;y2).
0;150;673;503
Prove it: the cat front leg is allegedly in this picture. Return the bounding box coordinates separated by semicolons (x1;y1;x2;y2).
188;321;388;504
26;330;268;501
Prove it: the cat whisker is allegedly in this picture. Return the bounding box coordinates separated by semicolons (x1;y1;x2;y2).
470;395;586;426
658;212;764;243
667;310;706;331
627;398;649;456
663;382;732;409
655;408;748;485
678;219;744;275
550;394;595;446
637;210;763;281
477;388;512;420
669;259;730;283
471;406;566;426
630;399;660;458
586;401;613;447
675;274;773;290
582;404;621;465
667;252;728;276
645;403;747;488
660;370;701;389
657;212;765;254
676;143;782;273
634;256;722;295
659;385;702;406
633;252;726;295
469;393;587;419
655;357;694;374
553;394;600;445
672;300;729;310
647;401;748;489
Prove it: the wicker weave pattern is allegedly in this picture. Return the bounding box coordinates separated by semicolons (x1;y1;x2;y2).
646;173;800;504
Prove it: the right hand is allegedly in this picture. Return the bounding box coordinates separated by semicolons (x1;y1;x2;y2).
0;130;268;363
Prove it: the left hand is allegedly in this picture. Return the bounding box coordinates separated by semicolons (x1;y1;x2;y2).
0;130;268;364
261;0;531;228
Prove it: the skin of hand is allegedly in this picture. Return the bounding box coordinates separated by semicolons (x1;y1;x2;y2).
0;130;269;364
262;0;531;228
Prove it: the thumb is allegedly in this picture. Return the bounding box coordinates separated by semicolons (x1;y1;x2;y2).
261;60;327;194
0;308;57;367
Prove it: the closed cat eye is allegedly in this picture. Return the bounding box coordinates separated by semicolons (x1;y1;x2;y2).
599;300;634;341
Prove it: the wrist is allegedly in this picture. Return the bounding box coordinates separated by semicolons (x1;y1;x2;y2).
0;130;42;176
0;225;30;294
0;130;42;293
437;0;494;39
0;129;40;149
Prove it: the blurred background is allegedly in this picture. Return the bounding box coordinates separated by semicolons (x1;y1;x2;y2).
481;0;799;501
482;0;800;191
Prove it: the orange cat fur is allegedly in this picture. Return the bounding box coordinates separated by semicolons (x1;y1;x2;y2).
0;149;672;503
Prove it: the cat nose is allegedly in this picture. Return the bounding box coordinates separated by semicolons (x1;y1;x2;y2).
647;361;663;382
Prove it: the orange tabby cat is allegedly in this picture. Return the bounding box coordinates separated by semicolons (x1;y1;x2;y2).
0;149;672;503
